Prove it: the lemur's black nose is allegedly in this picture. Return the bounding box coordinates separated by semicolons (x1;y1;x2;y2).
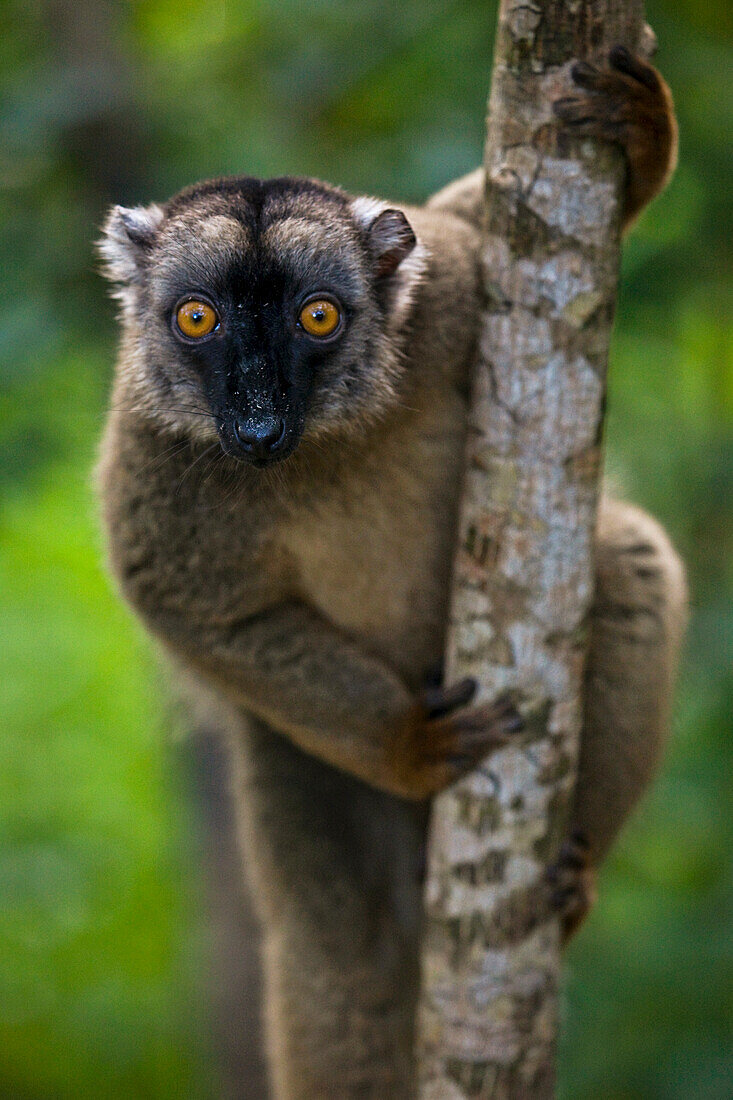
233;417;286;458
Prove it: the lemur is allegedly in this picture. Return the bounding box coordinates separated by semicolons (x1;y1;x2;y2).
98;47;686;1098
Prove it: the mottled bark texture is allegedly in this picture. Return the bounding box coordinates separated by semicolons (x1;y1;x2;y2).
417;2;648;1096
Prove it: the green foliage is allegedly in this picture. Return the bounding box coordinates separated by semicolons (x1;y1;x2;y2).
1;1;730;1096
0;351;214;1098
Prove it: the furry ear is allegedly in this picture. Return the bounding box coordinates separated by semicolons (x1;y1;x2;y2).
98;203;164;285
351;199;417;277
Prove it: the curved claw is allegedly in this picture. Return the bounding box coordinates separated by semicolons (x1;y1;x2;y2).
609;45;660;90
421;676;477;718
570;60;602;90
553;97;595;126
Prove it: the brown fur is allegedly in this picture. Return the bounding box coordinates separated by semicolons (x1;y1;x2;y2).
98;52;685;1098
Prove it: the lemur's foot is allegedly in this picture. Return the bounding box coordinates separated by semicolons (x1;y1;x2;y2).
554;46;677;225
546;828;597;944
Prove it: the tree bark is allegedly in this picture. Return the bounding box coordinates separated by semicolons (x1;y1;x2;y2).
416;2;649;1096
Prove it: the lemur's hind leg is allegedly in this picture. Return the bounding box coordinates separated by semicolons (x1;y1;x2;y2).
555;498;687;940
228;717;427;1100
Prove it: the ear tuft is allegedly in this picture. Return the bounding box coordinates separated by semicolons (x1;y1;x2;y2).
98;203;164;285
351;199;417;278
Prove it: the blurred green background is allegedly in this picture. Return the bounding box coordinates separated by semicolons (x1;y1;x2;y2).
1;1;731;1097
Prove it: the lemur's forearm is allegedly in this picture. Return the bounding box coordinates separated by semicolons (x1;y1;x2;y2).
175;602;412;785
167;601;522;800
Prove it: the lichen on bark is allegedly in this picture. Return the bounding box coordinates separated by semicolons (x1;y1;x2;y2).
416;2;647;1096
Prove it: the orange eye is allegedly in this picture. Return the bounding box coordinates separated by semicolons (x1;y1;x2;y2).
175;299;219;339
299;298;341;338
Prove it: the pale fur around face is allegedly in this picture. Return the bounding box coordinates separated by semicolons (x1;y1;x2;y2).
98;204;165;297
350;195;429;336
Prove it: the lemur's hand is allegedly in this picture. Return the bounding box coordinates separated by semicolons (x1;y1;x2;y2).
386;678;524;801
554;46;678;226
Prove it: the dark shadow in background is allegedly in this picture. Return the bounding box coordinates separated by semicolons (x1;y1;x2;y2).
181;732;269;1100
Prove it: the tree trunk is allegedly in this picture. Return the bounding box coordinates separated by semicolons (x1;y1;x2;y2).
416;2;649;1096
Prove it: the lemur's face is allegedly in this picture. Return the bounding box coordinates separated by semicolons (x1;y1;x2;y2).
100;178;426;466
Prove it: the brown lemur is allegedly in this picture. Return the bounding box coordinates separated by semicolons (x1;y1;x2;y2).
98;48;686;1100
